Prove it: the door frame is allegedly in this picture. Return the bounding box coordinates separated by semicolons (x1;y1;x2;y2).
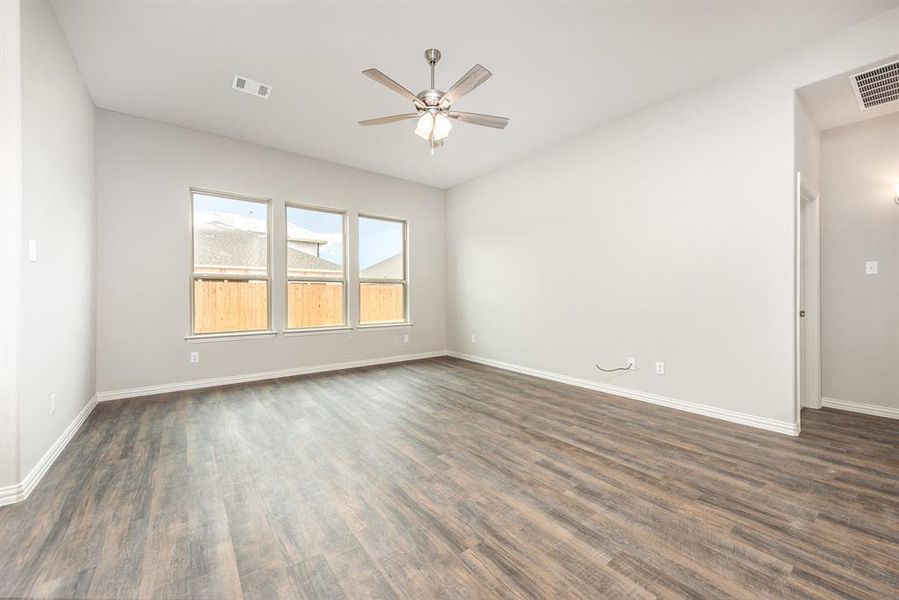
795;172;822;430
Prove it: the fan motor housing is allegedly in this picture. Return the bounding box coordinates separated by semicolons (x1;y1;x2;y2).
417;89;446;107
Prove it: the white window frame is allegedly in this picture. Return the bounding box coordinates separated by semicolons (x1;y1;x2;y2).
284;203;349;332
358;214;409;327
189;188;273;337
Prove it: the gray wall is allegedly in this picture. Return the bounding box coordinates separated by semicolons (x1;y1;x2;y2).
20;0;96;476
446;9;898;427
96;111;446;393
820;113;899;410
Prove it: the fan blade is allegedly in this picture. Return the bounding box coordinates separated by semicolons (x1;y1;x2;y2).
448;111;509;129
362;68;425;108
359;113;420;126
439;65;491;108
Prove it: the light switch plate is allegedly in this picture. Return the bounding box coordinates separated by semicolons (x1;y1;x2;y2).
28;240;37;262
865;261;878;275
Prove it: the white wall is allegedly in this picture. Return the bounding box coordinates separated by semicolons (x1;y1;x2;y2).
820;113;899;411
446;9;898;428
795;98;822;193
19;0;96;476
96;111;446;393
0;0;23;490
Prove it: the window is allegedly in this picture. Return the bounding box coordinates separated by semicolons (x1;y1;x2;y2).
359;215;407;324
191;191;270;334
285;205;347;329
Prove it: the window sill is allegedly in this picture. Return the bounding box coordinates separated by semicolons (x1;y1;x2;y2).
282;326;353;337
356;322;413;330
185;330;277;343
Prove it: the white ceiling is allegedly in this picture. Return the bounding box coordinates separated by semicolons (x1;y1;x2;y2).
53;0;898;189
799;57;899;131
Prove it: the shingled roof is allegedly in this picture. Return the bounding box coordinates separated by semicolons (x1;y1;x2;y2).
360;254;403;279
195;220;341;274
288;241;342;273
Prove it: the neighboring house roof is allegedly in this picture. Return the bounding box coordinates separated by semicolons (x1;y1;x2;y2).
195;220;340;273
194;210;326;242
194;222;268;271
287;241;342;273
361;254;403;279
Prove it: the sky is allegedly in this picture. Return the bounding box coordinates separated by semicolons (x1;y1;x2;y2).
287;206;344;265
193;193;402;270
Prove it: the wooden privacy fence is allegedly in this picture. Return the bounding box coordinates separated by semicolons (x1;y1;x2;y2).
359;283;404;324
288;282;343;328
193;279;404;333
193;279;268;334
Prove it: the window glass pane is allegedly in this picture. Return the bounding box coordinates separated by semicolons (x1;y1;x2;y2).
288;281;345;328
193;193;268;276
360;283;404;324
359;217;404;280
193;279;268;334
286;207;344;279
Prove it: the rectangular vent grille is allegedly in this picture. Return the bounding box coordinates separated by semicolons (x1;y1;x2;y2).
851;60;899;110
232;74;272;99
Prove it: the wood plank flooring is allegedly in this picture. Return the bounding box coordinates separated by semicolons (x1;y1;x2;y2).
0;356;897;599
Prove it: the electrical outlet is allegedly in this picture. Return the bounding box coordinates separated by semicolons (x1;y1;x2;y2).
49;393;56;415
626;357;636;369
655;361;665;375
190;351;199;364
402;334;410;343
471;334;476;343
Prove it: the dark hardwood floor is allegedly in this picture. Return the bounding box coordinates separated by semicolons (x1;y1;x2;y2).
0;357;897;599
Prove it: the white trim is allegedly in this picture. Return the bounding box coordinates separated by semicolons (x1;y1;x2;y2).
97;351;447;401
0;395;98;507
356;322;413;330
821;396;899;420
794;171;802;427
285;202;349;331
189;189;274;336
282;326;353;337
449;351;800;436
185;330;277;343
358;213;409;325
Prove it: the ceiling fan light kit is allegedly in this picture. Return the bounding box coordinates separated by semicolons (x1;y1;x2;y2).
359;48;509;154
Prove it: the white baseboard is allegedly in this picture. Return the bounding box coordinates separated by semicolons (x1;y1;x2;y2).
0;394;97;507
821;396;899;420
448;351;799;436
97;351;449;402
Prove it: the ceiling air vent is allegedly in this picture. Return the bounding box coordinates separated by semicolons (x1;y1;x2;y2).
232;74;272;99
851;60;899;110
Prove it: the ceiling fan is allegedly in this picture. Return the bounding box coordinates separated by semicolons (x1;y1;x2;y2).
359;49;509;154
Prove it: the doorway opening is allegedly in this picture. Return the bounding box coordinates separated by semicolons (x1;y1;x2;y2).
795;56;899;426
